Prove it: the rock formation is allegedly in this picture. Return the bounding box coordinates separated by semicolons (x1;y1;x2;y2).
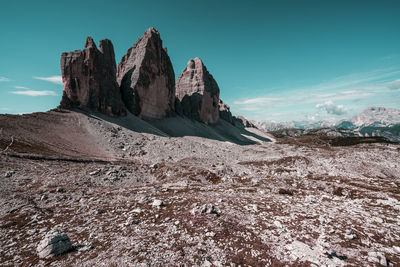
233;115;256;128
58;29;253;127
117;27;175;120
60;37;126;116
175;58;220;124
218;100;233;124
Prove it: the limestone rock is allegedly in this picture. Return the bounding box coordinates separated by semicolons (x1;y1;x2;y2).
367;252;387;266
190;203;221;217
218;100;233;124
4;170;14;178
233;115;256;128
37;229;72;258
152;199;164;208
176;58;220;124
60;37;126;116
117;27;175;120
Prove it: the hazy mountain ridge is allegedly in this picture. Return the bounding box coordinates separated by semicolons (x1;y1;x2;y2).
254;106;400;142
350;106;400;127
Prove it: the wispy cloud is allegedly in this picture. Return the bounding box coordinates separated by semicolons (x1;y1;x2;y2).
0;108;9;111
232;89;374;108
33;75;63;85
234;69;400;106
10;90;57;96
231;68;400;122
0;77;11;82
236;106;263;111
303;90;374;104
233;97;280;105
316;101;346;115
13;86;30;90
387;79;400;90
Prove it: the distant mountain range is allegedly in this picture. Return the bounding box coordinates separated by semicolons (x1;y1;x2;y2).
254;107;400;142
338;106;400;128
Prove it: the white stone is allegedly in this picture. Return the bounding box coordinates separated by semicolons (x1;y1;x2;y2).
367;252;387;266
152;199;163;207
37;229;72;258
274;221;283;228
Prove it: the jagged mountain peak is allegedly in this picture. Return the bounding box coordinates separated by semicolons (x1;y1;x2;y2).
351;106;400;127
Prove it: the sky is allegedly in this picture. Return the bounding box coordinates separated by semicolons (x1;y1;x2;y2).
0;0;399;122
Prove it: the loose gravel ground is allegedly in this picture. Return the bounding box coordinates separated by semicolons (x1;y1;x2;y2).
1;111;399;266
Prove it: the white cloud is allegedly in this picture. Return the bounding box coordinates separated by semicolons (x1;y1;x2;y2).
339;90;359;95
233;97;280;105
236;106;263;111
0;108;9;111
10;90;57;96
13;86;30;90
33;75;63;85
0;77;11;82
316;101;346;115
387;79;400;90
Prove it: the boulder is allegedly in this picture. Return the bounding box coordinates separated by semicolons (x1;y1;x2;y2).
152;199;164;208
190;203;221;217
37;229;72;258
60;37;126;116
367;252;387;266
176;58;220;124
117;27;175;120
4;171;15;178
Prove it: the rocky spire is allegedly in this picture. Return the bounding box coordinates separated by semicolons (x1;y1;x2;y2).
175;57;220;124
59;37;126;116
117;27;176;120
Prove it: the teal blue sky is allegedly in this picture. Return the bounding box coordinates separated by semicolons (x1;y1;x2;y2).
1;0;399;122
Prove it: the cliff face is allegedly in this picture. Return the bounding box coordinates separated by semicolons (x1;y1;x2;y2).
60;37;126;117
175;58;220;124
117;28;175;120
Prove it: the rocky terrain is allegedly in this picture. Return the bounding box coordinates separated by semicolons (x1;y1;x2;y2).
1;111;400;266
1;27;399;266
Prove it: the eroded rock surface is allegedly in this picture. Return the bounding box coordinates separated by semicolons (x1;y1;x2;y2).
60;37;126;116
233;115;256;128
218;100;233;124
176;58;220;124
117;28;175;120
